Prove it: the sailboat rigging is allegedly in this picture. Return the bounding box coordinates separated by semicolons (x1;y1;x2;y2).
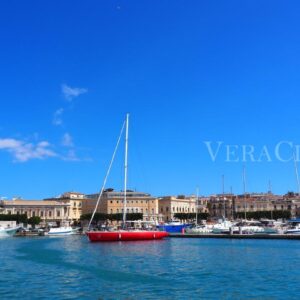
86;114;168;242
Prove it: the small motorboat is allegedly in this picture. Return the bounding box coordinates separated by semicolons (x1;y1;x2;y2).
47;226;78;236
0;225;20;237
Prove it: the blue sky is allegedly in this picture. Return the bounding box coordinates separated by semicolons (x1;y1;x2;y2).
1;0;300;199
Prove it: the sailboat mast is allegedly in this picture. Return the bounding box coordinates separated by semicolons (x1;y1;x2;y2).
243;166;247;220
195;187;199;225
293;152;300;195
122;114;129;226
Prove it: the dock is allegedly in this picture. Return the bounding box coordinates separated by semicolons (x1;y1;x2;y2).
169;234;300;240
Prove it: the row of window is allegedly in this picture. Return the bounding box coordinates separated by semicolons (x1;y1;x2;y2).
110;208;155;214
13;210;64;218
110;200;154;204
235;205;293;210
160;207;195;213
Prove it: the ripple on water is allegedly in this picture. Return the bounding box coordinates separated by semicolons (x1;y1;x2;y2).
1;237;300;299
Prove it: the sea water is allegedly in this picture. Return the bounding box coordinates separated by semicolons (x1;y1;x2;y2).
0;236;300;299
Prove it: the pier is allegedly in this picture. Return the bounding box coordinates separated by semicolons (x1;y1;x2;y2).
169;234;300;240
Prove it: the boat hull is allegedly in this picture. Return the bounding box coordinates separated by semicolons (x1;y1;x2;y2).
86;231;169;242
156;224;191;233
0;227;20;237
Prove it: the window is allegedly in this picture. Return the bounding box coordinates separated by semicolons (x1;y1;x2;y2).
136;201;138;204
173;207;175;212
110;209;113;214
166;207;169;212
41;211;44;217
110;201;113;204
161;207;163;212
32;211;36;217
57;211;60;217
117;209;119;213
49;211;52;217
131;208;134;213
136;208;138;213
152;209;154;214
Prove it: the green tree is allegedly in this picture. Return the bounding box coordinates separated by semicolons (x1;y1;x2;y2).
28;216;41;228
0;214;28;224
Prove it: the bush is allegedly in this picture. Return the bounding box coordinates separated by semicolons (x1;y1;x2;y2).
174;213;209;221
235;210;291;220
0;214;28;224
28;216;41;228
80;212;143;222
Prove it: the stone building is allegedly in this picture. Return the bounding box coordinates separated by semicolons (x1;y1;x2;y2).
0;199;70;225
158;195;199;222
44;191;85;222
82;189;163;222
208;193;300;219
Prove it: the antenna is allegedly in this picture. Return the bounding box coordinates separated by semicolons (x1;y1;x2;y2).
268;180;272;194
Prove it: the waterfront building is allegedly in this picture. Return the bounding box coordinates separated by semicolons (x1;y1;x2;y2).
208;192;300;219
83;189;163;222
44;191;86;222
0;199;70;225
158;195;200;221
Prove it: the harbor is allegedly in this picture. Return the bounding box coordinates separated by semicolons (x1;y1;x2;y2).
1;235;300;299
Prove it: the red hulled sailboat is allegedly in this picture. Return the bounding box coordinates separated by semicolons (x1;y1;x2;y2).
86;114;168;242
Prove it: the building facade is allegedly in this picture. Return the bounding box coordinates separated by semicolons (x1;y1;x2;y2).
158;195;198;221
0;199;70;224
208;193;300;219
83;189;163;222
45;191;85;222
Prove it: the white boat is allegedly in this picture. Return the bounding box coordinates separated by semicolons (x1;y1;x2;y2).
0;225;20;237
47;226;77;236
186;224;213;234
212;220;234;234
233;221;265;234
285;220;300;234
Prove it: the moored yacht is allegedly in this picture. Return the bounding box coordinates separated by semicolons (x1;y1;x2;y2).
157;221;192;233
0;225;20;237
284;219;300;234
47;226;75;236
86;114;168;242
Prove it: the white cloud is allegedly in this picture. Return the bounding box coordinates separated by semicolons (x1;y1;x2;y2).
61;133;73;147
0;138;57;162
53;108;64;126
63;149;80;161
62;84;87;101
